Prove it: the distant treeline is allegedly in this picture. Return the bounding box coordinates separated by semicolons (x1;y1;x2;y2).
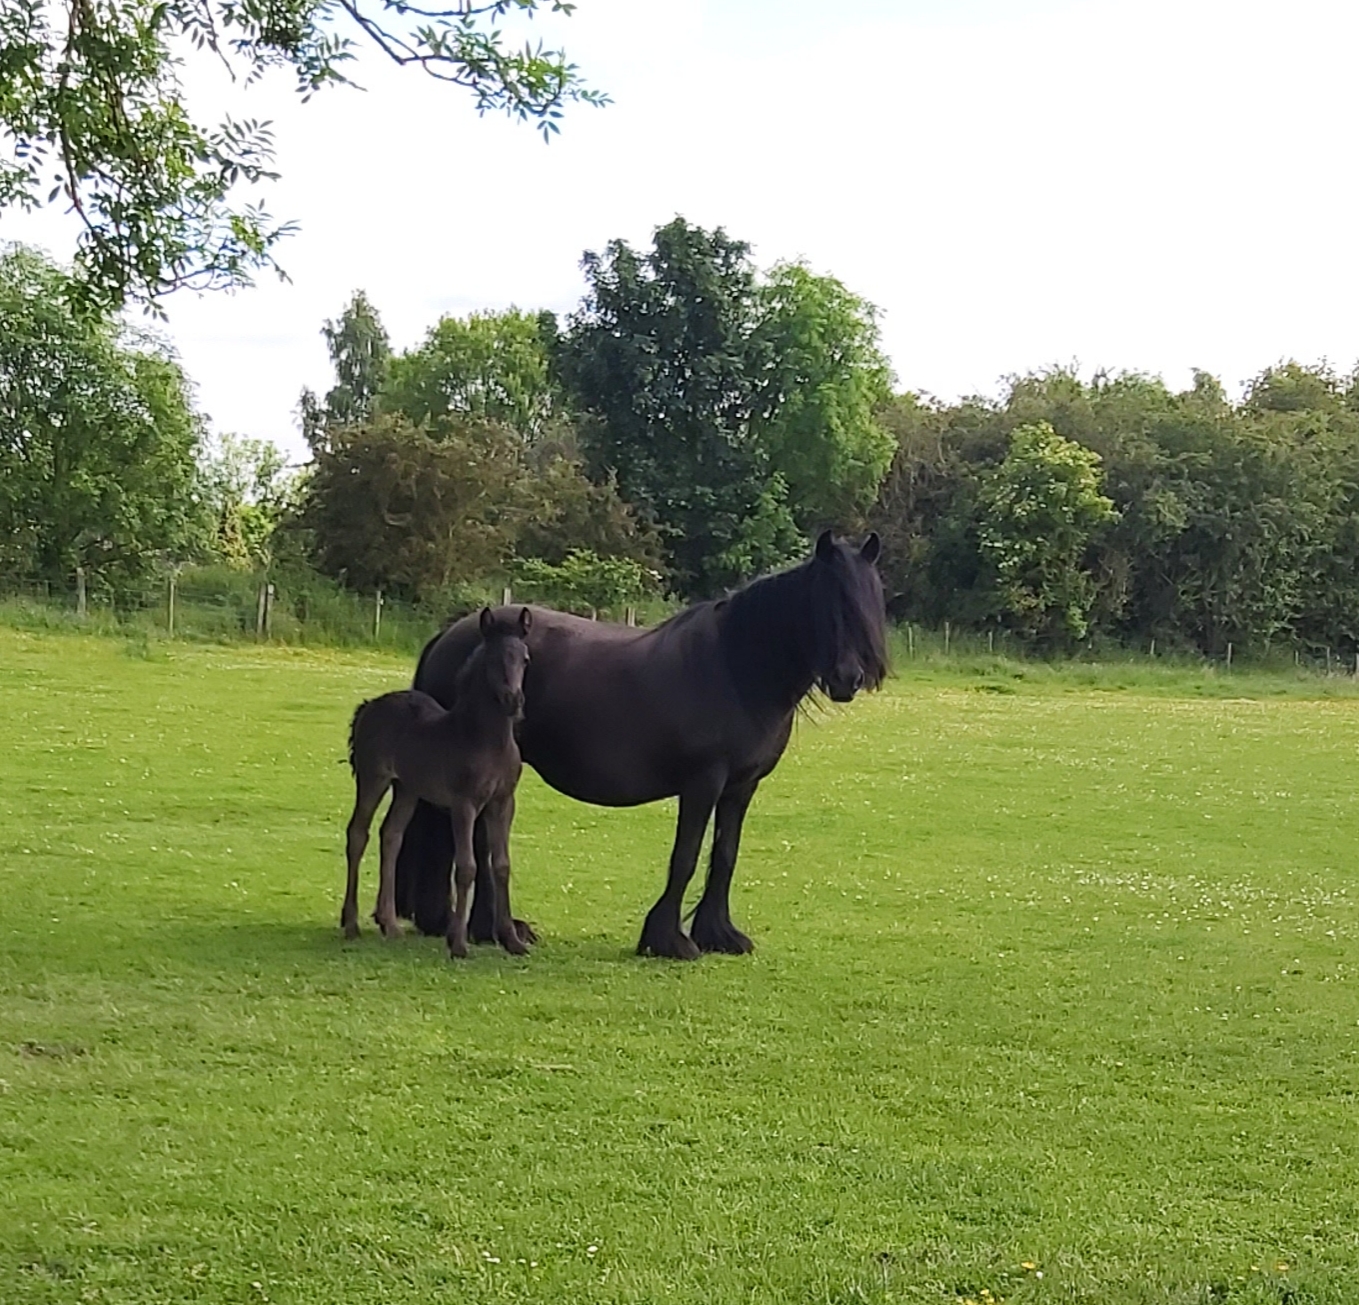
4;226;1359;655
870;365;1359;654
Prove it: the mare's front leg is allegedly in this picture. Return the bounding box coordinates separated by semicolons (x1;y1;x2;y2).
637;770;726;960
690;780;758;955
445;804;479;960
374;784;417;938
342;777;389;939
482;793;529;956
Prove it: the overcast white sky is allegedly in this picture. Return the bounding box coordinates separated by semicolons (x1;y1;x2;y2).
4;0;1357;461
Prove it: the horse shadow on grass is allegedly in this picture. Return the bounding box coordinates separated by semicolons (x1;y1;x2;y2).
149;916;644;978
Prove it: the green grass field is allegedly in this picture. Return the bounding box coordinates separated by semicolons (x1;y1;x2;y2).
4;628;1359;1304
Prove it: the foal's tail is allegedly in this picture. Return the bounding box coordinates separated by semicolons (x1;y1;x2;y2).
347;699;374;774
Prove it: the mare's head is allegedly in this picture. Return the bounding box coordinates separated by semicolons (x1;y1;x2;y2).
807;530;888;702
475;606;532;718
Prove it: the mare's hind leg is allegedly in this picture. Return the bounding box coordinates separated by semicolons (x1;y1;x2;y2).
690;780;758;955
375;784;418;938
445;804;479;960
482;793;528;956
396;800;453;936
637;770;725;960
343;777;389;939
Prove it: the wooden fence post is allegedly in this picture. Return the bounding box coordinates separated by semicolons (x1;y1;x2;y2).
256;583;268;639
167;573;176;638
906;623;914;659
374;587;384;641
1149;638;1156;658
625;606;636;627
943;621;951;656
75;567;87;619
987;628;994;654
502;586;513;606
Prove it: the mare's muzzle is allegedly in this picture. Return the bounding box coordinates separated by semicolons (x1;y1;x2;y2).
823;668;865;703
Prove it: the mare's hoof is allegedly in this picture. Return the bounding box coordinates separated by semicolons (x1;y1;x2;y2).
374;915;403;940
513;917;538;947
636;921;701;961
447;938;469;960
691;913;755;955
342;920;360;941
499;931;530;957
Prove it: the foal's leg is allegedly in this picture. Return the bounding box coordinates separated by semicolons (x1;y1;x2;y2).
375;784;418;939
637;770;726;960
690;780;759;955
342;776;389;939
445;803;479;960
482;793;529;956
469;817;538;947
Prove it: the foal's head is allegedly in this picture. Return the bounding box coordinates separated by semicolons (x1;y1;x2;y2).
807;530;888;702
473;606;532;718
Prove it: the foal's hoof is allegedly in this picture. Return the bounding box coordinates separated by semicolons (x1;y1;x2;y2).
342;920;360;941
374;915;403;940
447;937;469;960
691;918;755;955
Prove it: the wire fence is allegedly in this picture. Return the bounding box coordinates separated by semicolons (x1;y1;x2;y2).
0;565;676;657
4;567;1357;679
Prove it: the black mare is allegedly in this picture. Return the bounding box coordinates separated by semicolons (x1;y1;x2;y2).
394;531;888;959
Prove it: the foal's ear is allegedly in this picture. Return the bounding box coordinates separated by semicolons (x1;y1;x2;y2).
517;606;532;637
815;529;836;561
478;606;494;637
859;531;882;564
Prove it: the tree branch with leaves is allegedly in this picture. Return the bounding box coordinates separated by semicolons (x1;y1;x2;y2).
0;0;605;310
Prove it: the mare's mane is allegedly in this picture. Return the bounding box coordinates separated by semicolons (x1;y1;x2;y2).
675;538;888;710
450;637;490;704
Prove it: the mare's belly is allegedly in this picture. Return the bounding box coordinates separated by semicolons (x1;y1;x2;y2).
521;741;678;808
518;707;697;807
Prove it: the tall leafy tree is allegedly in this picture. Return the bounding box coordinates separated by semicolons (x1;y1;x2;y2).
198;432;296;566
0;244;205;590
559;216;801;596
0;0;606;310
296;413;524;599
299;290;391;451
380;308;562;440
977;421;1117;642
752;261;895;529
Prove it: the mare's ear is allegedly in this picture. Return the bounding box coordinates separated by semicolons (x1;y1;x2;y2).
518;606;532;637
815;529;835;561
479;606;494;637
859;531;881;564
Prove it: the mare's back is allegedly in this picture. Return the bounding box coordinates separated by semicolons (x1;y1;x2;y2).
418;607;652;705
